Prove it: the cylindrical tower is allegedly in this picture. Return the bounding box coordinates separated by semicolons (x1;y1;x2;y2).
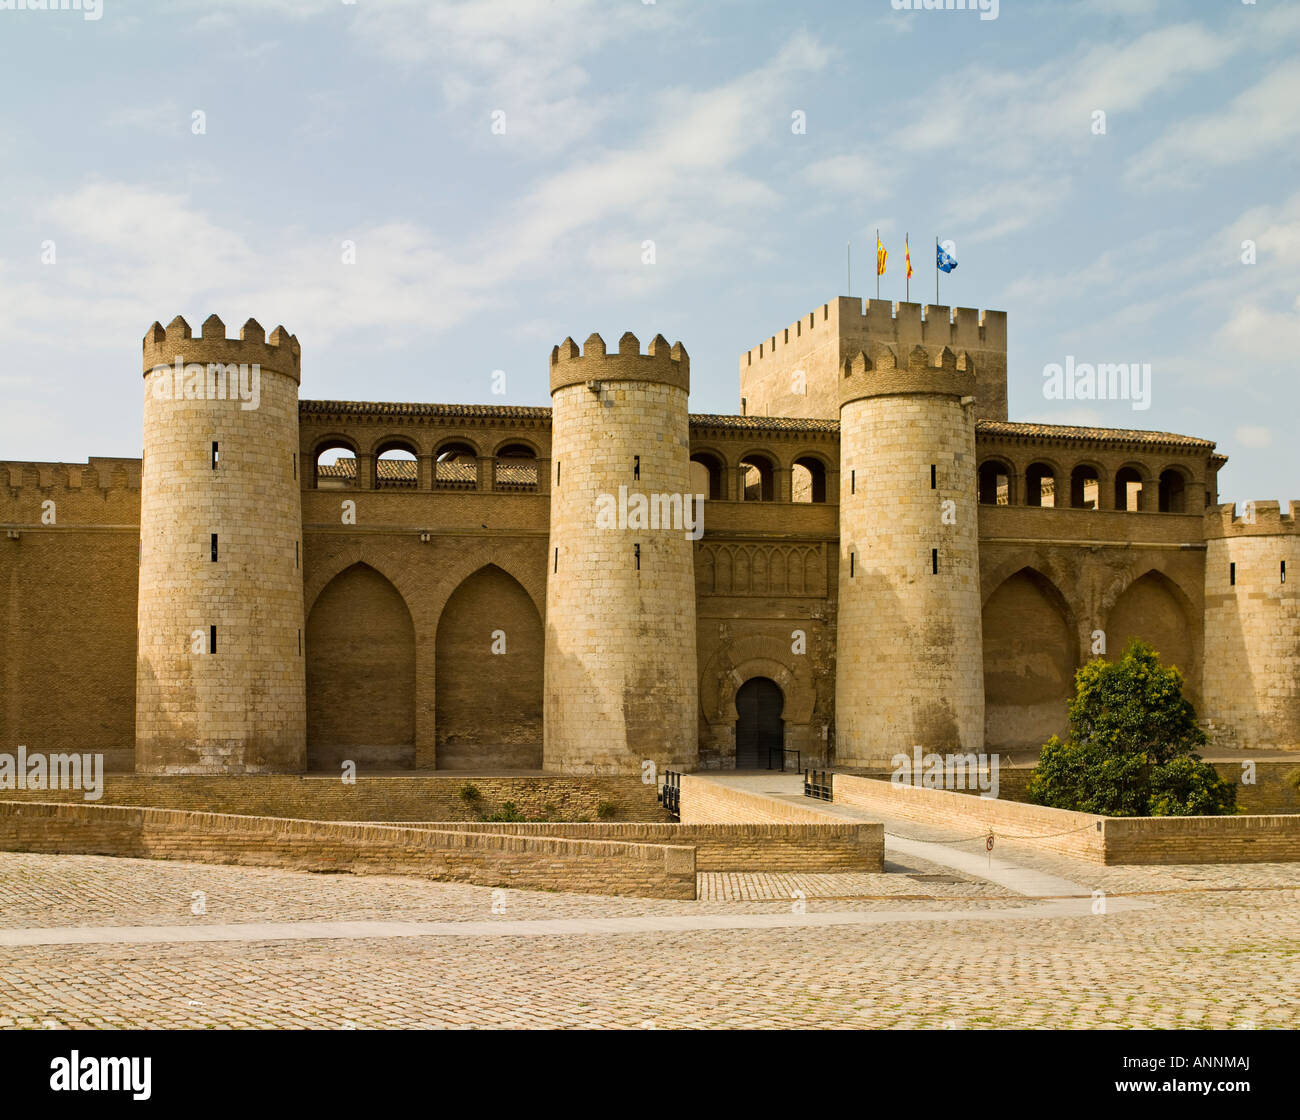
834;342;984;765
1202;500;1300;750
544;331;699;775
136;314;306;773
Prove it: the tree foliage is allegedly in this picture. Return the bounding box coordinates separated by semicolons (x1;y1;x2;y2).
1026;639;1236;817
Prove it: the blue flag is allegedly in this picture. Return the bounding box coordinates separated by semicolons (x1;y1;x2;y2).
937;242;958;273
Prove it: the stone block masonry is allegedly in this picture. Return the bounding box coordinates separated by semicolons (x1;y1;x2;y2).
0;800;696;900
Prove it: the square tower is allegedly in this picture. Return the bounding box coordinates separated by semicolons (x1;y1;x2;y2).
739;296;1007;422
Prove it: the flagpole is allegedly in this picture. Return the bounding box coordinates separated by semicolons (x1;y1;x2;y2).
875;228;879;299
905;232;910;303
847;242;850;296
935;236;939;306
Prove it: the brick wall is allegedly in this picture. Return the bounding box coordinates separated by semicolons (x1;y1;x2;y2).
853;760;1300;814
0;472;139;768
306;562;416;768
832;773;1300;864
434;564;543;769
0;800;694;899
1103;814;1300;865
677;775;884;869
412;819;880;872
833;773;1106;861
0;775;668;822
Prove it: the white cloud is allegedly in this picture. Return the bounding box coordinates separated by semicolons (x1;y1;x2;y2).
0;32;831;363
1126;61;1300;188
802;154;885;195
1234;425;1273;449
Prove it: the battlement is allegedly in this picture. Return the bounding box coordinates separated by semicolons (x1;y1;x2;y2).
2;456;141;493
142;315;301;384
744;297;1006;367
838;341;977;407
549;331;689;394
1204;501;1300;539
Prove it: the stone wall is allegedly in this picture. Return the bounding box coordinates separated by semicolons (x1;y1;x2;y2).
425;819;880;871
854;760;1300;814
544;335;698;774
0;775;668;822
836;353;984;762
832;773;1300;864
1202;502;1300;751
137;317;306;773
0;800;694;898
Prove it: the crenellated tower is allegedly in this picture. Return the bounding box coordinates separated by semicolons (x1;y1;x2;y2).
136;314;306;773
740;297;1007;422
544;331;699;775
834;338;985;765
1202;501;1300;750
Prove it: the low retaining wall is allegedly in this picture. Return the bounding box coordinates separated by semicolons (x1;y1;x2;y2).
831;774;1300;865
675;776;884;870
0;775;667;822
414;820;880;872
832;774;1106;861
1102;815;1300;865
0;800;695;899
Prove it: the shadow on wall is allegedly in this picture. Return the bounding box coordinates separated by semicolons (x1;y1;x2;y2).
982;566;1078;750
306;562;416;770
434;564;542;769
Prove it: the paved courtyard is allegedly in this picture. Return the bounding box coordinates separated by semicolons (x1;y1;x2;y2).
2;808;1298;1029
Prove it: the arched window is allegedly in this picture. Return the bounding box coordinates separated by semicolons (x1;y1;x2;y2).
494;443;538;491
792;456;827;503
740;454;776;502
690;453;724;500
1070;465;1100;509
374;440;418;489
1115;466;1144;511
1158;469;1187;513
434;442;478;490
978;460;1011;505
1026;462;1056;508
314;441;357;490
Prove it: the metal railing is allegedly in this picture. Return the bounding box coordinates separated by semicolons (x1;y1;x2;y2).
659;770;681;816
803;768;832;801
767;747;801;773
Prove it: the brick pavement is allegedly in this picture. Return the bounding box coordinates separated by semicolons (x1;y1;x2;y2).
1;812;1298;1029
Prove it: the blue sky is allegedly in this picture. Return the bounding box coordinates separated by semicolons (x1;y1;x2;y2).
1;0;1296;502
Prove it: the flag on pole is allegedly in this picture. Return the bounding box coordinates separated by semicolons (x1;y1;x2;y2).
876;235;888;277
937;241;958;273
905;237;913;280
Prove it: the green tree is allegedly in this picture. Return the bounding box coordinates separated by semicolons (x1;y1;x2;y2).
1026;639;1235;817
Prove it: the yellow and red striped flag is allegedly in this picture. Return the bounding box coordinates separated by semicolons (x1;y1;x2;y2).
876;235;887;276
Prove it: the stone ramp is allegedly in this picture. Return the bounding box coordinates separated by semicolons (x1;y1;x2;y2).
690;772;1114;901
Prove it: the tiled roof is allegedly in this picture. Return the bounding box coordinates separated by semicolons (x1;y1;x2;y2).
688;414;839;432
299;400;1216;452
976;420;1216;450
317;457;416;480
301;400;551;420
